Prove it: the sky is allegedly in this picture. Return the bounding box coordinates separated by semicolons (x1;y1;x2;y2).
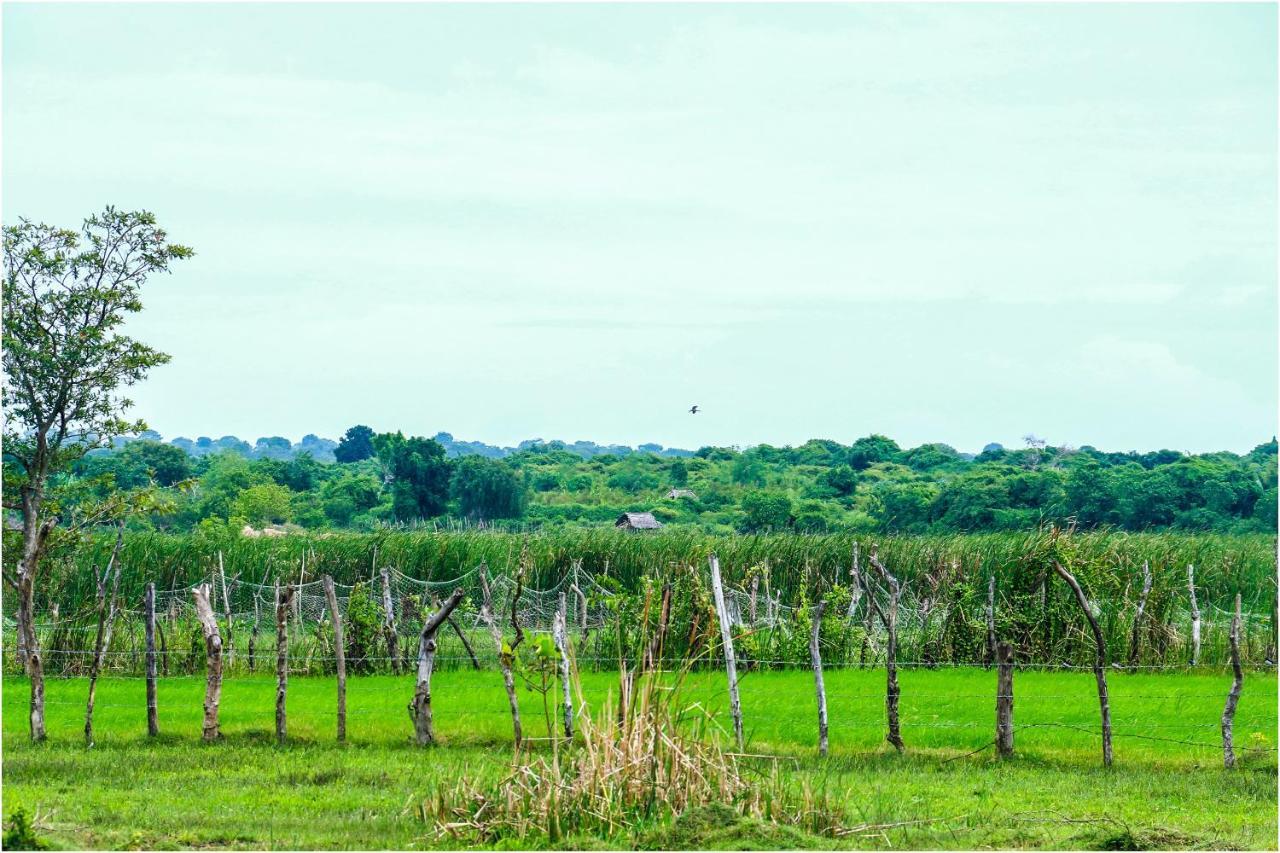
3;3;1276;455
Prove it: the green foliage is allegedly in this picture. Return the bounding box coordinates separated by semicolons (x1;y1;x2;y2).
343;582;383;673
3;808;47;851
373;432;450;521
740;492;792;532
233;483;293;527
334;425;375;464
450;456;526;521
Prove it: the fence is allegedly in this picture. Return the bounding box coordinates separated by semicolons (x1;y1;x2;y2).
5;550;1277;768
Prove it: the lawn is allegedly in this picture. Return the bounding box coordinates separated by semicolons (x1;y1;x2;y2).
2;666;1276;849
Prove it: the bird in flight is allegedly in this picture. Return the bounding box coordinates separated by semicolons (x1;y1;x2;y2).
689;405;699;414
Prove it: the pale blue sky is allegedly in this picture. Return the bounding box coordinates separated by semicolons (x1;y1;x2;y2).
4;3;1276;454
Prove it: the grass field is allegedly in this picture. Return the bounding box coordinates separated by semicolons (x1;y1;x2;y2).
3;666;1276;850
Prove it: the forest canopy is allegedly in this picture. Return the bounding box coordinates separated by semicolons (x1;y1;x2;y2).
54;429;1279;536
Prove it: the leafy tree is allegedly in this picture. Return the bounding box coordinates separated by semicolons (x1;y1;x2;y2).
450;456;526;520
670;459;689;486
374;432;451;521
819;465;858;497
871;482;937;533
2;207;191;740
121;440;192;487
233;483;293;526
740;491;792;532
848;434;900;470
335;424;376;464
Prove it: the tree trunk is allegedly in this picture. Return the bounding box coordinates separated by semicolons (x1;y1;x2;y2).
145;583;159;737
380;568;401;675
869;550;904;752
1128;561;1153;668
85;535;124;745
810;601;828;757
275;581;292;745
1053;560;1112;767
708;555;744;751
479;565;522;747
192;583;224;741
322;575;346;743
447;615;480;670
408;588;465;746
996;642;1014;757
554;592;574;740
1222;594;1243;769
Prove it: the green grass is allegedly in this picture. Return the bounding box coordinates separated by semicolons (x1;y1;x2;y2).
3;667;1276;849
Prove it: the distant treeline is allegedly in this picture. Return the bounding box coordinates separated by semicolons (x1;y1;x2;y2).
58;426;1278;535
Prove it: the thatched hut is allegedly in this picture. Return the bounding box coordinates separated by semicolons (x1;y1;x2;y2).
615;512;662;531
665;489;698;500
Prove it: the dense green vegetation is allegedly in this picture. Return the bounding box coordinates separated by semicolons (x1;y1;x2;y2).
3;670;1275;849
64;429;1279;535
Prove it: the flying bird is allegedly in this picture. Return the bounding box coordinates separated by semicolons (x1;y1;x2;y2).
689;405;699;414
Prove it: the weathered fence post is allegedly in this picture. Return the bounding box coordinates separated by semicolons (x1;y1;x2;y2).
192;583;224;742
868;549;904;752
275;581;292;744
749;574;760;625
708;554;744;751
1187;564;1201;666
847;541;862;621
1128;561;1153;668
380;568;401;675
145;583;159;737
408;588;465;746
985;576;997;669
554;591;574;740
996;642;1014;758
479;564;523;748
810;601;828;757
322;575;346;743
85;530;124;745
1222;594;1243;769
1053;560;1111;767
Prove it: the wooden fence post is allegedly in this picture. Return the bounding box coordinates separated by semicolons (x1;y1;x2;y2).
192;583;224;742
708;554;744;751
380;568;401;675
810;601;828;757
409;588;465;746
985;576;997;669
1187;564;1201;666
996;642;1014;757
1222;594;1243;768
868;549;904;752
1128;561;1153;668
275;581;292;744
322;575;346;743
145;583;159;737
1053;560;1112;767
554;592;574;740
479;564;523;748
749;574;760;625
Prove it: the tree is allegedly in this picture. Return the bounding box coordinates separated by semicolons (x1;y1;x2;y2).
233;483;293;527
669;459;689;486
848;434;900;470
740;491;792;532
3;207;192;740
120;440;191;487
335;425;375;463
373;432;451;521
450;456;527;520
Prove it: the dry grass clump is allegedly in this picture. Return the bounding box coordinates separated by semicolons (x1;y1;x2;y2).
428;658;841;845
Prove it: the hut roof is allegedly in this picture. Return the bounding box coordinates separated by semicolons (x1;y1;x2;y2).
616;511;663;530
665;489;698;500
